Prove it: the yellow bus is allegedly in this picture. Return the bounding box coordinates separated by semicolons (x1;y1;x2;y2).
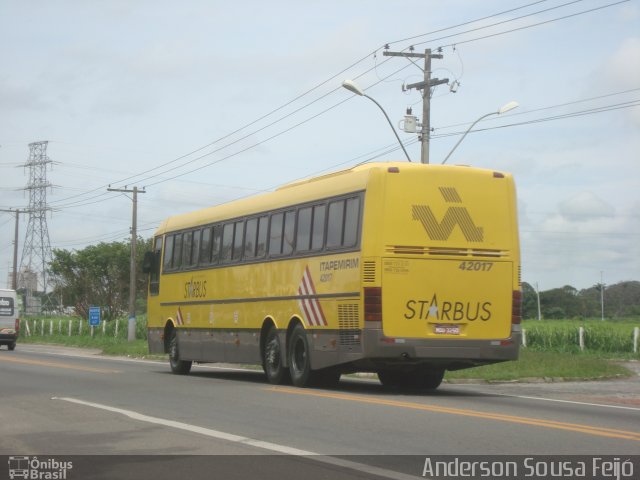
144;161;521;389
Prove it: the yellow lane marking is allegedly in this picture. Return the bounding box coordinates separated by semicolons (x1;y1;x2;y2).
268;386;640;442
0;355;121;374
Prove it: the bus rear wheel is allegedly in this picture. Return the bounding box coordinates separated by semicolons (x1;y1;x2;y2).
289;324;312;387
263;328;289;385
168;329;192;375
8;342;16;351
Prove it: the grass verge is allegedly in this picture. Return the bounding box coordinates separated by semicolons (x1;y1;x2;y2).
445;349;633;382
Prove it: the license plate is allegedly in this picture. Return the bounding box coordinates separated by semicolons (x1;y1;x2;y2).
434;325;460;335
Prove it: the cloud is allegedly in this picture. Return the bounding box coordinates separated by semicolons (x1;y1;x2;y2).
557;191;614;221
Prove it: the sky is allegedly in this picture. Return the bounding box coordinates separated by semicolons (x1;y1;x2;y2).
0;0;638;292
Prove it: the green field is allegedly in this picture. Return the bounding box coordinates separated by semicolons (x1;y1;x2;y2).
521;319;639;356
16;316;639;381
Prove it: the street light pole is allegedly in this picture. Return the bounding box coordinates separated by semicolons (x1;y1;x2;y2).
342;80;412;162
442;101;519;164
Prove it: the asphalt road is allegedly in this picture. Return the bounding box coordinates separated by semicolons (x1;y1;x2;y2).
1;344;638;479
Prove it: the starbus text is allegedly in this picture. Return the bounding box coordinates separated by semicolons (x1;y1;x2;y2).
404;294;492;321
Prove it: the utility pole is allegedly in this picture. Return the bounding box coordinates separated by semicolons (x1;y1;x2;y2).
108;186;146;341
0;208;21;290
535;282;542;321
383;48;448;163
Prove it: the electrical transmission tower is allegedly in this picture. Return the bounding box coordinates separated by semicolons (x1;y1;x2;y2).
18;141;54;297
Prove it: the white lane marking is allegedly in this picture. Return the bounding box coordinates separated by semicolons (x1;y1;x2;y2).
51;396;420;480
498;393;640;412
447;382;640;411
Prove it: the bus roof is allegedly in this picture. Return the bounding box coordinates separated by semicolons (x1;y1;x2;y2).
154;162;506;235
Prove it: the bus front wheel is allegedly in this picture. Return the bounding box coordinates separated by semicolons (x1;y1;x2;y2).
168;329;192;375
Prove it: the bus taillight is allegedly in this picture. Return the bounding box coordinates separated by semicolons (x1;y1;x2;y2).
15;318;20;334
512;290;522;325
364;287;382;322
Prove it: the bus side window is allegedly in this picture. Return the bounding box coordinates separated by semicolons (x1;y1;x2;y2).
173;233;183;269
163;235;174;271
211;225;222;264
269;213;283;256
232;220;245;261
150;236;163;295
200;227;212;264
191;229;201;266
221;223;234;263
245;218;258;259
311;204;326;250
326;200;345;249
296;206;312;252
343;197;360;247
256;216;268;258
282;210;295;256
182;231;193;268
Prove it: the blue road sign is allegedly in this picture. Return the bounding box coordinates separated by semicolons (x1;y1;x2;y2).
89;306;101;326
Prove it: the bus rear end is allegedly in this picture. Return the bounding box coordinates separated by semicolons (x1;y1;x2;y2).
360;163;520;388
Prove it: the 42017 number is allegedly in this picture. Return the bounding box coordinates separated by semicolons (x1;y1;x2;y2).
458;261;493;272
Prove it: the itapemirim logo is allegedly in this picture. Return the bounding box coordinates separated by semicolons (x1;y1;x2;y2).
412;186;484;242
8;456;73;480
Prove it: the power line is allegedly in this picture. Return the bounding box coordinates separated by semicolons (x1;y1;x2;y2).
433;0;630;50
43;1;570;209
12;0;633;214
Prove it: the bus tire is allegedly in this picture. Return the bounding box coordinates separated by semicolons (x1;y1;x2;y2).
288;324;312;388
377;370;403;388
263;328;289;385
313;368;341;388
168;329;192;375
419;368;445;390
8;342;16;351
378;368;444;390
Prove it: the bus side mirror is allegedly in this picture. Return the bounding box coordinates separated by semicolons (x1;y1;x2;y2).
142;251;156;274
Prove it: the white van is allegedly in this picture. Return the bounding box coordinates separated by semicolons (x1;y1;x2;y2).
0;289;19;351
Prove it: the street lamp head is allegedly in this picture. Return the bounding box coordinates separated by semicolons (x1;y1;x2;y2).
498;101;519;115
342;79;365;96
442;99;520;164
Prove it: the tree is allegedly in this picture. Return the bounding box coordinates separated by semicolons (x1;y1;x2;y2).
540;285;582;319
523;280;639;319
49;237;152;319
521;282;539;319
